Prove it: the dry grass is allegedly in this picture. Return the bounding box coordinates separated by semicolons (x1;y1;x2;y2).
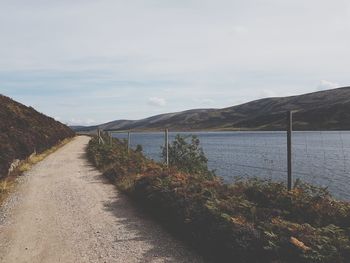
0;137;75;205
18;137;73;172
0;177;16;204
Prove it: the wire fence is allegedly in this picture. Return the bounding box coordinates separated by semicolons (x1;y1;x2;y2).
100;117;350;201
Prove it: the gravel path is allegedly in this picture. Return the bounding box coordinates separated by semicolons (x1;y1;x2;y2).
0;136;204;263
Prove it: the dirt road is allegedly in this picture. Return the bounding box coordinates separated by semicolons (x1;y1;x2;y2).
0;136;203;263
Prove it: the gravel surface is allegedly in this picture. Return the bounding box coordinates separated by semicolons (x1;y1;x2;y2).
0;136;204;263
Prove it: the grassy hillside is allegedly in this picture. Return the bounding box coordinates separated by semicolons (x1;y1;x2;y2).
75;86;350;132
0;95;74;178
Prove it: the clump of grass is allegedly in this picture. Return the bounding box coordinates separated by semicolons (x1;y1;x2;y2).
87;134;350;263
18;163;32;173
0;177;16;204
0;179;11;194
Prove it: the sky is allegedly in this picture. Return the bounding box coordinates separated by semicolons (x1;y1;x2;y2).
1;0;350;125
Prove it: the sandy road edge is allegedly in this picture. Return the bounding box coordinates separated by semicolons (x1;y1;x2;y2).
0;135;76;219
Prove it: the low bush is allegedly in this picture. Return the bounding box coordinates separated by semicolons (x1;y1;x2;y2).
87;134;350;263
162;134;215;179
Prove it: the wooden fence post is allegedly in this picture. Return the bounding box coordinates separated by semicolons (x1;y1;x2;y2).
98;129;105;145
127;131;130;152
165;128;169;167
287;111;293;191
98;129;101;145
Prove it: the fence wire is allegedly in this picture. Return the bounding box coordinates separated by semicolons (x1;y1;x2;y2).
111;131;350;200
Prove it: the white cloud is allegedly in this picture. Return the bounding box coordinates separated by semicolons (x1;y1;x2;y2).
68;118;97;126
317;80;339;91
258;89;277;99
148;97;166;107
231;26;248;34
1;1;350;122
193;98;215;105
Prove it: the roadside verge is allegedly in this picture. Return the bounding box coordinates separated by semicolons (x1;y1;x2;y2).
0;137;75;205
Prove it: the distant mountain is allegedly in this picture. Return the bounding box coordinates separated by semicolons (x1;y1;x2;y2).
74;86;350;132
0;95;75;178
69;125;91;131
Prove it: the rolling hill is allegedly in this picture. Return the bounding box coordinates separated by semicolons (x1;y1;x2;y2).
74;86;350;132
0;95;75;178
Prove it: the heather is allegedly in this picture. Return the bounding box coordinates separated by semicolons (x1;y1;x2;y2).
0;95;75;178
87;134;350;263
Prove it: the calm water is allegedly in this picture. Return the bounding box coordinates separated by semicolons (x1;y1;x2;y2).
113;131;350;200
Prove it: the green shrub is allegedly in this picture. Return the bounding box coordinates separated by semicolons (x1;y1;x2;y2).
162;134;214;179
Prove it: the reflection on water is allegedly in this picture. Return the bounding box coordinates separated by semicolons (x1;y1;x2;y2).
113;131;350;200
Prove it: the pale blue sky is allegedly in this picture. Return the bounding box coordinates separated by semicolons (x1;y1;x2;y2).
1;0;350;125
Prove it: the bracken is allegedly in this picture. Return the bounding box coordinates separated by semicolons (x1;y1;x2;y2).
87;133;350;263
